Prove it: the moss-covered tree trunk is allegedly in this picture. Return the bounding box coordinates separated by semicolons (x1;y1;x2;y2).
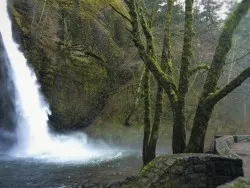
147;85;163;163
117;0;250;155
186;100;214;152
145;0;175;163
186;0;250;153
172;0;194;153
142;68;152;165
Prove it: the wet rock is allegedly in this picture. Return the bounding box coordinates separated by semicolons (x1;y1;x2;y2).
218;177;250;188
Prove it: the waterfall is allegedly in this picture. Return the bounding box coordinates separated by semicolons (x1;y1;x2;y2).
0;0;117;162
0;0;54;154
0;33;17;150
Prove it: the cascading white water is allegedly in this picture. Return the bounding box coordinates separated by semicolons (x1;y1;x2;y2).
0;0;120;162
0;0;53;154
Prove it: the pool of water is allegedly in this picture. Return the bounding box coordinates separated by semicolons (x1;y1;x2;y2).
0;151;142;188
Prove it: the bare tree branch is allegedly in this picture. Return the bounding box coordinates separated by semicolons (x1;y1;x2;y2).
123;0;178;101
225;51;250;65
124;68;146;126
207;66;250;105
189;64;210;76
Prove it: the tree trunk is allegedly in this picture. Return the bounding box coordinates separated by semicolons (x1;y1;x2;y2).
172;105;187;153
185;100;213;153
147;85;163;162
142;68;151;166
142;0;175;164
186;0;250;153
173;0;194;153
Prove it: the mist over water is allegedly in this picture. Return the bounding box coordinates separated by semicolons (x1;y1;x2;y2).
0;0;120;163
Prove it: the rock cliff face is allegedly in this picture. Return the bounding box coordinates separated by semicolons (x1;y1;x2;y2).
9;0;131;130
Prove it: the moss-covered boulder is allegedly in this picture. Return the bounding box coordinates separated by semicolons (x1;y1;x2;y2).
9;0;131;130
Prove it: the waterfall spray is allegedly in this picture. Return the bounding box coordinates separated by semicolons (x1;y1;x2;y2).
0;0;118;162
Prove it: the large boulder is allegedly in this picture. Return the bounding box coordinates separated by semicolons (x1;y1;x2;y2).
9;0;131;130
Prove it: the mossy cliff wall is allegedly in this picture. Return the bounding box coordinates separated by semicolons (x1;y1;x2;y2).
9;0;130;130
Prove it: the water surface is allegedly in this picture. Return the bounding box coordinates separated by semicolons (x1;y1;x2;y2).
0;151;142;188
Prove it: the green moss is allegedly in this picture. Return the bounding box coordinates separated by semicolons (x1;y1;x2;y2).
9;5;29;34
58;0;127;23
10;0;129;130
140;160;156;175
